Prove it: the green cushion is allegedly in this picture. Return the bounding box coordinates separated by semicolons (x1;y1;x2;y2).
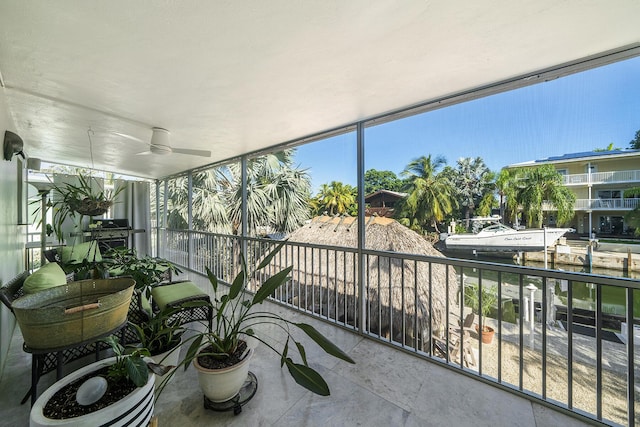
151;281;207;310
60;241;102;264
23;262;67;294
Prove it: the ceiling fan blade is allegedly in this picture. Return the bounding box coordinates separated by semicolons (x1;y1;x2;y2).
171;147;212;157
113;132;147;144
135;151;153;156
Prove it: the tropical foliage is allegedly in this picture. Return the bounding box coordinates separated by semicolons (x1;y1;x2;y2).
163;146;580;236
103;335;151;387
49;174;125;241
176;243;355;396
508;165;576;228
166;150;311;236
129;304;185;356
364;169;404;194
103;246;182;291
495;168;523;225
464;283;498;328
396;155;455;233
446;157;496;228
593;142;622;151
629;128;640;149
311;181;357;216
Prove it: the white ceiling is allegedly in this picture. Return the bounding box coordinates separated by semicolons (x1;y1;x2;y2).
1;1;639;179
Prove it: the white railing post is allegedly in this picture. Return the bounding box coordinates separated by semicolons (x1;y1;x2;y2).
526;284;537;348
543;226;548;269
547;284;557;329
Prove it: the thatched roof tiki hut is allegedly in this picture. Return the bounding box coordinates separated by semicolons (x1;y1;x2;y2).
265;216;459;351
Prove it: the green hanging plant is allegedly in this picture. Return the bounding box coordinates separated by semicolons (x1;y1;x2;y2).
50;174;125;241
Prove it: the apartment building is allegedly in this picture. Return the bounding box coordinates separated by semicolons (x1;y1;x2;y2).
509;149;640;235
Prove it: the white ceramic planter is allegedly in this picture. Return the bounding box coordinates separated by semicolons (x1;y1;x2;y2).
194;347;254;403
30;356;155;427
150;340;182;387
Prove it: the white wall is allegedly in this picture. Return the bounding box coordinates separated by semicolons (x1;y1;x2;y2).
0;88;24;379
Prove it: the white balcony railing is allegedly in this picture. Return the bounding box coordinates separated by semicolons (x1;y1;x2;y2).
563;169;640;185
543;198;640;211
158;228;640;427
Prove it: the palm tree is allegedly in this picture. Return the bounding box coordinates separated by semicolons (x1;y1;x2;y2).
264;167;311;233
191;168;233;233
315;181;356;216
165;166;234;233
166;150;310;236
397;155;455;233
227;150;311;235
517;164;575;228
495;168;524;225
166;175;190;229
451;157;495;228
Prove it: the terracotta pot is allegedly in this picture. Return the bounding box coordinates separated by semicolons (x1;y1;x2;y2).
475;324;495;344
30;356;155;427
193;347;254;403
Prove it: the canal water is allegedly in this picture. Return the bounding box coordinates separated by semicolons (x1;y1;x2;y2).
446;251;640;320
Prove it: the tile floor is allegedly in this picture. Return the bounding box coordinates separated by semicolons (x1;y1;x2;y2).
0;273;594;427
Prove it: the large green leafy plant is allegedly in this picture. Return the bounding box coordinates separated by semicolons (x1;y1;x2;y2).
103;335;169;387
103;247;182;291
179;242;355;396
129;304;185;356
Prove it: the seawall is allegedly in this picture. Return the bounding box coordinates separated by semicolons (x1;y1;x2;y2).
520;244;639;273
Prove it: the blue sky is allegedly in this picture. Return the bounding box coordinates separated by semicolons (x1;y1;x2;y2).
294;56;640;194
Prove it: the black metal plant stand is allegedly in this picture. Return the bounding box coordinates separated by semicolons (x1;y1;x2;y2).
203;372;258;415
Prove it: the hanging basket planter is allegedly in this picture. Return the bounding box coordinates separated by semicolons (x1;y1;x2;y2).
68;197;113;216
49;174;125;241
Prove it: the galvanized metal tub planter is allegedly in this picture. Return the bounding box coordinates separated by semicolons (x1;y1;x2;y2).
13;278;135;351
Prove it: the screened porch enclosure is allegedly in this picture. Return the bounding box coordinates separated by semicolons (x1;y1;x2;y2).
153;223;639;427
142;51;640;426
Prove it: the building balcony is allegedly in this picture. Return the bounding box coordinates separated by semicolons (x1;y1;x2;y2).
543;198;640;211
563;170;640;186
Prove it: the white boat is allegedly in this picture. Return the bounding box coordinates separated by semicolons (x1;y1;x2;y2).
444;217;573;252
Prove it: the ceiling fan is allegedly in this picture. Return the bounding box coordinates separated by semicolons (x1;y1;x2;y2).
115;127;211;158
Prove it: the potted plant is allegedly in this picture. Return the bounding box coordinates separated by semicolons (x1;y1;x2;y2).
103;246;182;292
129;304;187;386
50;174;125;241
172;242;355;403
464;283;498;344
29;335;167;426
